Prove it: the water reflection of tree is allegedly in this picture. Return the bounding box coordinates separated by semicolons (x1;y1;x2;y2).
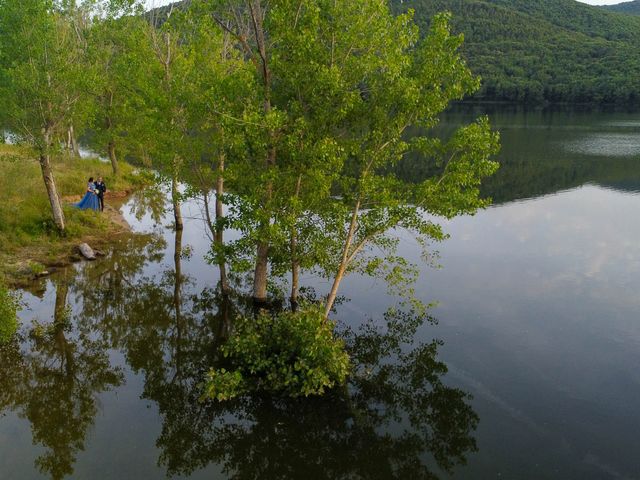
72;232;166;348
126;187;167;226
86;233;478;480
398;117;640;204
154;328;478;480
0;272;124;480
29;224;478;479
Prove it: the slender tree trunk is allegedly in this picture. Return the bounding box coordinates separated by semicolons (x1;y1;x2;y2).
251;152;275;304
324;200;361;318
171;157;183;231
69;124;80;157
250;1;274;306
253;241;270;305
252;132;276;303
290;236;299;311
66;129;72;154
39;130;66;232
290;175;302;310
215;155;229;294
108;140;118;176
252;154;275;305
203;156;230;295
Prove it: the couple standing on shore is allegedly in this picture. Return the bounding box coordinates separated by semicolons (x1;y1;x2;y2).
75;177;107;212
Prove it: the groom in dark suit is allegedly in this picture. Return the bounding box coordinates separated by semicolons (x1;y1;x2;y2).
95;177;107;212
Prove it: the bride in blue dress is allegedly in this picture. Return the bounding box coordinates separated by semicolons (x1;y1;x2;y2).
74;177;101;211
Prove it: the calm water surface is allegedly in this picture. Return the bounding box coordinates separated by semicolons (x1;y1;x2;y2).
2;107;640;479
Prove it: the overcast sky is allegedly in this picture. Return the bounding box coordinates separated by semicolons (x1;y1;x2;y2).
579;0;629;4
143;0;631;7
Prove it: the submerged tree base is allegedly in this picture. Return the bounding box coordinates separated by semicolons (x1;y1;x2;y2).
203;306;351;401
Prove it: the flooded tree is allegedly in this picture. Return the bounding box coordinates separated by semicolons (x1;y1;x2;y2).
193;0;499;315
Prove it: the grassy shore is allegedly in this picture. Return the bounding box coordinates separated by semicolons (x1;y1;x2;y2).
0;143;148;284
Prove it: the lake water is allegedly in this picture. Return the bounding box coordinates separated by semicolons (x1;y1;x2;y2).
2;106;640;479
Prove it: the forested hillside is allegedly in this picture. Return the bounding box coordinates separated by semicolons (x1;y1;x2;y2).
602;1;640;15
392;0;640;104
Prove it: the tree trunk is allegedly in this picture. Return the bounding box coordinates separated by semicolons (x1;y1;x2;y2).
249;1;274;306
252;154;275;304
253;241;269;305
108;140;118;176
215;156;229;294
39;133;66;232
203;157;230;295
324;200;361;318
69;124;80;157
66;129;72;154
290;249;299;311
290;175;302;310
171;158;183;231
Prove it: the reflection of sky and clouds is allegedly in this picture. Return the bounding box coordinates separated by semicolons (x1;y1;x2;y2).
564;133;640;157
346;108;640;478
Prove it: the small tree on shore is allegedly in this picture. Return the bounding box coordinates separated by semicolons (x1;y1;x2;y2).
0;0;91;232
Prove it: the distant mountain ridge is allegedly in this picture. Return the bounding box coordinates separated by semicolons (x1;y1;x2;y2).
601;1;640;15
152;0;640;105
392;0;640;104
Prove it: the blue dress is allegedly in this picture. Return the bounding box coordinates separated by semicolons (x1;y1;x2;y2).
75;182;101;211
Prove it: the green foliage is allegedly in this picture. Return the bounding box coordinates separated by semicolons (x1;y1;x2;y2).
195;1;499;313
203;307;351;400
0;0;90;148
0;283;19;343
393;0;640;104
84;13;157;165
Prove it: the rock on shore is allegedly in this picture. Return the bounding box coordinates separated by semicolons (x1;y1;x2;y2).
78;243;96;260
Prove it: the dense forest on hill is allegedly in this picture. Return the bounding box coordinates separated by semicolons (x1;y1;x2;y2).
390;0;640;104
154;0;640;104
602;1;640;15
